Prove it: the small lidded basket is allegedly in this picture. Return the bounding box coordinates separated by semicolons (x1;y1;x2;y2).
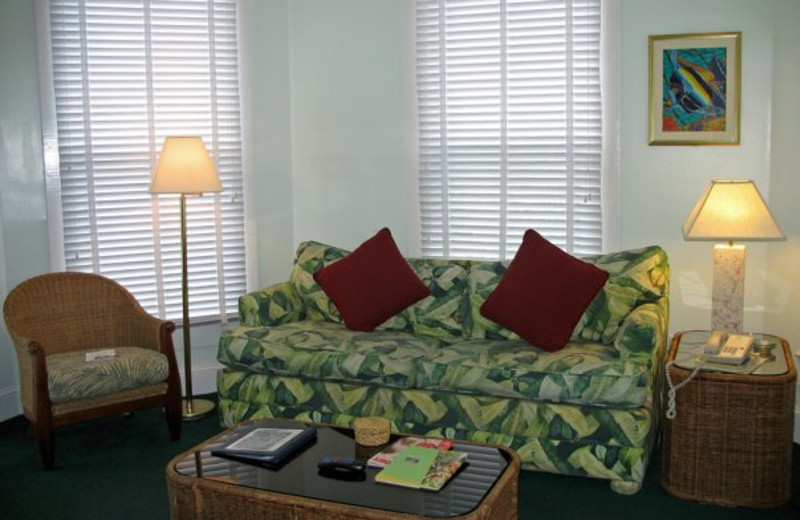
353;416;391;446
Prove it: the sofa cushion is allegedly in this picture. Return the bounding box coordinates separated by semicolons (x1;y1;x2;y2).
218;320;442;389
572;246;669;343
480;230;609;351
290;241;349;323
290;240;469;342
47;347;169;404
466;245;669;345
466;261;521;342
219;370;656;448
314;228;429;331
415;339;650;407
382;259;470;344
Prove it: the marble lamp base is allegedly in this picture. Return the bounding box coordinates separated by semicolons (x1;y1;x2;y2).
711;244;745;332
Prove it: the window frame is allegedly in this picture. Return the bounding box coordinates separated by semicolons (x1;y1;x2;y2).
36;0;247;324
415;0;605;260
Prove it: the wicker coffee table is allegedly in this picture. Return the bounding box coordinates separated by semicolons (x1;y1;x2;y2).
166;418;520;519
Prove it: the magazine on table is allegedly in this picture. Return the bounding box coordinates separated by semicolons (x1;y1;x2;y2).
375;445;468;491
419;450;469;491
367;436;453;468
210;424;316;469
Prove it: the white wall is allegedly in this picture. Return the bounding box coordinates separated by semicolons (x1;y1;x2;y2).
239;0;419;281
0;170;9;417
288;0;419;254
0;0;51;420
239;0;296;287
619;0;778;335
763;0;800;437
618;0;800;439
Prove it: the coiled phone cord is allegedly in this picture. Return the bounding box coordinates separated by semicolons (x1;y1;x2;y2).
665;355;768;419
664;359;702;420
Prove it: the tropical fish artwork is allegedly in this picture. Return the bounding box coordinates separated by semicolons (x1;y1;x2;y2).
662;47;727;132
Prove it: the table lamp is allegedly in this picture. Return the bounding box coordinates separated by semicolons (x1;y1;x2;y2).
682;179;784;332
150;136;222;420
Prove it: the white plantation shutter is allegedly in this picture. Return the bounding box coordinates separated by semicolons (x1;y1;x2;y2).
45;0;244;322
416;0;602;259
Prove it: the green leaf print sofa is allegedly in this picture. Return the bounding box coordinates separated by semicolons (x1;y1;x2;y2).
217;240;669;494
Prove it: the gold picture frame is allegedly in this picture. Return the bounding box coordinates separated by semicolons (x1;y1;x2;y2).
649;32;741;145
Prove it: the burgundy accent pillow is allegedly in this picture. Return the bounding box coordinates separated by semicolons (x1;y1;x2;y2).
314;228;430;331
480;229;609;351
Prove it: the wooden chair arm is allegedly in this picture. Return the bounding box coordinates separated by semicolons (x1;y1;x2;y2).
10;336;52;422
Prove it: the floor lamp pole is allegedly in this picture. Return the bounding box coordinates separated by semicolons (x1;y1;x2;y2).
180;194;215;420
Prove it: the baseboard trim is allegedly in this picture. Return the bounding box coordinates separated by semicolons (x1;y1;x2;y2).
795;408;800;444
0;386;21;423
180;363;221;397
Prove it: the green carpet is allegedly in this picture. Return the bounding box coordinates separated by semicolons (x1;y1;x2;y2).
0;396;797;519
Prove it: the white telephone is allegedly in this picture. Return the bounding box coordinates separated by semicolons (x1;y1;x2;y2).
703;330;754;365
665;330;756;420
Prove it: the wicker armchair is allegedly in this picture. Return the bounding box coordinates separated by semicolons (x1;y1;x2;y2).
3;272;182;469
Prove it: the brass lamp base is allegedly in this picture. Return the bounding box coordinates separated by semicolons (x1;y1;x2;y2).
181;398;215;421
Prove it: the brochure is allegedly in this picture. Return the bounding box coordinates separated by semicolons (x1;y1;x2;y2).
374;445;440;488
367;436;453;468
375;446;468;491
211;424;316;469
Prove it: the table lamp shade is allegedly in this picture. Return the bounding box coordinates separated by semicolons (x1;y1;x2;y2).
682;180;784;241
150;136;222;194
682;179;784;332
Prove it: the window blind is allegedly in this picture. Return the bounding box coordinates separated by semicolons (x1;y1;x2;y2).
45;0;245;322
416;0;602;259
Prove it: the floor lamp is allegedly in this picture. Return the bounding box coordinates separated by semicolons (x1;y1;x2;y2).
150;136;222;420
682;179;784;332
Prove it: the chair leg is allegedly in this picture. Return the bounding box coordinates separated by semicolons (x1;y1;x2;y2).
166;401;181;441
35;421;55;470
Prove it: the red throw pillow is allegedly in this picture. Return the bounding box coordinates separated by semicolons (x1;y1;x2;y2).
314;228;430;331
480;229;609;351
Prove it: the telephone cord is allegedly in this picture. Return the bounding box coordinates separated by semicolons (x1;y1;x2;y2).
665;358;703;420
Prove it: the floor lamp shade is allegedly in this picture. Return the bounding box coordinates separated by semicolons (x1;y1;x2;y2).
150;136;221;420
682;179;784;331
150;136;222;194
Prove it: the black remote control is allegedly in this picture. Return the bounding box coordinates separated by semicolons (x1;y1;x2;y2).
317;457;366;481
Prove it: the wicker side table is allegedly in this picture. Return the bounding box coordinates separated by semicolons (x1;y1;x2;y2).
661;331;796;508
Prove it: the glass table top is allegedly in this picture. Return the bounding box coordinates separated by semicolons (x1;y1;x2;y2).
174;419;511;518
674;330;788;375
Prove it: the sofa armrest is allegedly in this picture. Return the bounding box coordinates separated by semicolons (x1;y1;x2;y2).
613;297;669;361
238;281;305;327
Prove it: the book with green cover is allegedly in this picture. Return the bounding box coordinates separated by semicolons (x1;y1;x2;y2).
367;436;453;468
374;445;439;488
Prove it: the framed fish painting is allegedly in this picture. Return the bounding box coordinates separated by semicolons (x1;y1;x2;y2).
649;32;741;145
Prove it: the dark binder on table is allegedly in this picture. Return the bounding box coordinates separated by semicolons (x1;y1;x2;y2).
211;424;317;469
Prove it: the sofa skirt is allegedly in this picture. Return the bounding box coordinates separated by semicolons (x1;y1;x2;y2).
217;369;661;490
